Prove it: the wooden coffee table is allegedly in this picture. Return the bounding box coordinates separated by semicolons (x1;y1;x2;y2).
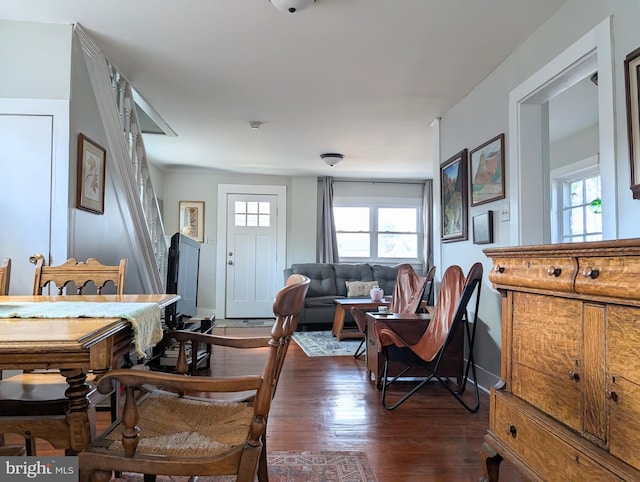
332;298;390;341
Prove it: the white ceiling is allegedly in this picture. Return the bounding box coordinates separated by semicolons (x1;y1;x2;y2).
1;0;569;179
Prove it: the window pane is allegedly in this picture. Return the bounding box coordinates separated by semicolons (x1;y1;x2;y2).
569;181;583;206
378;234;417;258
334;207;369;231
247;214;258;226
585;176;600;203
259;202;270;214
247;202;258;214
569;206;584;235
585;209;601;233
586;234;603;242
259;214;270;227
235;214;245;226
379;208;416;232
337;233;370;257
235;201;246;214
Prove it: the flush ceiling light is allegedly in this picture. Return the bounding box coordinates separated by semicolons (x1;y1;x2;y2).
269;0;316;14
321;153;344;167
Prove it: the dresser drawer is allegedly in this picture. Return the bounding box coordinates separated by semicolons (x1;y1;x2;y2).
489;256;576;292
575;256;640;300
608;376;640;471
511;292;582;431
492;391;620;481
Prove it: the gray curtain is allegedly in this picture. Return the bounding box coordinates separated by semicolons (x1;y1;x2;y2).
318;176;339;263
422;179;433;272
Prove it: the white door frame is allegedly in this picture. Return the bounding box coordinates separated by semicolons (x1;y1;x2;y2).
216;184;287;318
508;17;617;245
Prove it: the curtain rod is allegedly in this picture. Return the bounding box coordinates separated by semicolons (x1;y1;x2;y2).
327;178;430;185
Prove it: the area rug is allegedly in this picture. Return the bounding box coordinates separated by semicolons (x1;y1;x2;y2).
112;450;376;481
292;330;362;357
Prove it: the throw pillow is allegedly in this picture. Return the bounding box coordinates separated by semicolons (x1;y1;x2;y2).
345;280;380;298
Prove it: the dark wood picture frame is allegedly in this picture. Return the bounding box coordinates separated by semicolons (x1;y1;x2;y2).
469;133;505;206
472;211;494;245
624;46;640;199
76;133;107;214
440;149;468;243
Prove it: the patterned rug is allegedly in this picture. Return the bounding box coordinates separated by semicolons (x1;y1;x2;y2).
292;330;362;357
113;450;376;481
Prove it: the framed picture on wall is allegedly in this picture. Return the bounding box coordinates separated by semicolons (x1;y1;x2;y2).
179;201;205;243
440;149;468;243
76;133;107;214
624;46;640;199
469;133;505;206
472;211;494;244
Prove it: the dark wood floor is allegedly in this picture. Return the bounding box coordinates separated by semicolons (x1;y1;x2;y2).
7;328;525;481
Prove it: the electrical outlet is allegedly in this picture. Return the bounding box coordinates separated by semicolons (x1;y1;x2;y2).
500;204;510;222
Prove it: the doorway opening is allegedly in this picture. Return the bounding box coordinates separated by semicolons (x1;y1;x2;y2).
508;17;617;245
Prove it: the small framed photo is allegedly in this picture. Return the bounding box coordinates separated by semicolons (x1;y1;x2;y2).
440;149;468;243
472;211;494;245
76;134;107;214
469;133;505;206
179;201;205;243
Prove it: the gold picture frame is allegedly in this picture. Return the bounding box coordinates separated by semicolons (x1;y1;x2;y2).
76;133;107;214
179;201;205;243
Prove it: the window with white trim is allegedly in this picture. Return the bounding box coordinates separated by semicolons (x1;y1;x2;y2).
551;160;602;243
333;203;422;263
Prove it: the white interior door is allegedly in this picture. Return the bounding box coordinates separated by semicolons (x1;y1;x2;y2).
225;193;278;318
0;114;53;294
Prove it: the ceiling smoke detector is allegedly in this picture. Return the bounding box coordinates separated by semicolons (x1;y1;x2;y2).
269;0;316;14
321;153;344;167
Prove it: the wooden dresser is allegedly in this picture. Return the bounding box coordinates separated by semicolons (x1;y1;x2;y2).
481;239;640;481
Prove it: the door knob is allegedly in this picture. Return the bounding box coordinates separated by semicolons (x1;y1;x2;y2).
29;253;44;264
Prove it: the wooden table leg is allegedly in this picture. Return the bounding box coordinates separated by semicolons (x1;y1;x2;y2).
60;368;96;454
332;305;347;340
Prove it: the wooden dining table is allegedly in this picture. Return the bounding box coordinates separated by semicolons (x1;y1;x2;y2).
0;294;179;453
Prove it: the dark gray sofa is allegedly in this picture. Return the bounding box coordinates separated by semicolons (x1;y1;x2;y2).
283;263;400;330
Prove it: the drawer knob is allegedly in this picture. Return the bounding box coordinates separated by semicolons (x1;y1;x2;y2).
547;266;561;277
568;371;580;381
494;265;505;274
582;266;600;279
505;424;517;437
605;390;618;402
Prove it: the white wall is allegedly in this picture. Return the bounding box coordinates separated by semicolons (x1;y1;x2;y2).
550;124;599;171
438;0;640;387
160;170;317;315
0;20;71;99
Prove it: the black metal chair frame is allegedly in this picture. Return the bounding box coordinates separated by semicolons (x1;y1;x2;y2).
379;263;482;412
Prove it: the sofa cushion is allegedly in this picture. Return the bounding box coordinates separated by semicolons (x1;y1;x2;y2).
333;264;374;297
345;280;380;298
290;263;336;297
371;264;399;294
305;295;344;308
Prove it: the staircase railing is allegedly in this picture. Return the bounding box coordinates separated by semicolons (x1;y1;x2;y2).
75;24;167;293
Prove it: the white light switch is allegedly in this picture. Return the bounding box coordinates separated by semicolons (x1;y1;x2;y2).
500;204;510;222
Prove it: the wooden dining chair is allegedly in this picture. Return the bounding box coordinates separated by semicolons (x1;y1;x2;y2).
0;258;10;296
33;257;126;295
78;274;310;482
0;257;128;455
